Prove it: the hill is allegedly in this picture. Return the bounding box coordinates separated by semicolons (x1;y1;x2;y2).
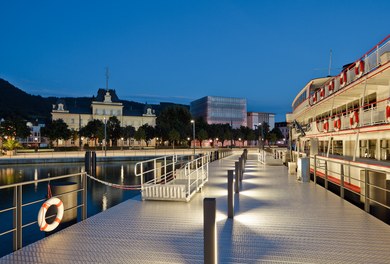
0;78;190;123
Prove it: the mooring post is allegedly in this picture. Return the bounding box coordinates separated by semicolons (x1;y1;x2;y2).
228;170;234;219
91;151;97;177
204;198;217;264
85;151;91;174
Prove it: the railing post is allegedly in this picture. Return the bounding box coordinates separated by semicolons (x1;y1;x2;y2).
154;159;157;184
364;169;370;213
82;172;87;220
313;155;317;184
340;163;345;199
235;162;239;193
13;185;22;251
324;160;328;190
228;170;234;219
204;198;217;264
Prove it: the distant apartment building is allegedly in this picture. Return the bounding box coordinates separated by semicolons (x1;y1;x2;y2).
247;112;275;130
51;89;156;146
190;96;247;129
275;121;289;140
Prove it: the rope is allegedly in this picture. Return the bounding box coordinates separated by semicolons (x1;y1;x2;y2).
86;174;142;190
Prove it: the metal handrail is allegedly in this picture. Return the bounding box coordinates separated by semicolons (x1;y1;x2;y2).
0;172;87;253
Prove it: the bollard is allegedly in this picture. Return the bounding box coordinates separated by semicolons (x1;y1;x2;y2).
84;151;91;174
91;151;97;177
204;198;217;264
228;170;234;219
235;162;240;193
50;182;78;223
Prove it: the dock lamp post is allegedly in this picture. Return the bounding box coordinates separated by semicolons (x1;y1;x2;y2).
259;122;265;151
191;120;195;155
104;117;107;157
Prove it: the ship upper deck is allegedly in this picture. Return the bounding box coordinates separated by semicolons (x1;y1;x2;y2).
1;152;390;263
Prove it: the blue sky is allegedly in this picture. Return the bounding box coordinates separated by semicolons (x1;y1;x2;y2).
1;1;389;121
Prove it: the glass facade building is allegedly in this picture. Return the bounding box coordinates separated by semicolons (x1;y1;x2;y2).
190;96;247;128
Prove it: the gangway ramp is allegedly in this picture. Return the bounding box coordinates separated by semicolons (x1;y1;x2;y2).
135;155;209;202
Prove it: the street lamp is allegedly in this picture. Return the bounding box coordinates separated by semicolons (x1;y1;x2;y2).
191;120;195;155
121;137;124;150
259;122;264;151
104;117;107;157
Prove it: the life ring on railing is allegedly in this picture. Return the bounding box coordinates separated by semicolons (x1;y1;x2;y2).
349;111;359;128
37;197;64;232
386;103;390;122
355;60;365;77
334;116;341;131
340;71;347;87
323;119;329;132
320;88;325;99
328;80;334;93
312;93;317;104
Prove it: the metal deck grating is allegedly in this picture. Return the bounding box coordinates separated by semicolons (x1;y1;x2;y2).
1;153;390;263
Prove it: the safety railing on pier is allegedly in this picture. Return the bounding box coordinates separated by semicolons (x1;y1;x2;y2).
134;155;209;202
0;172;87;252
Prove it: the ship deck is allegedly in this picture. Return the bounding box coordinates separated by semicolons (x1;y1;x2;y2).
1;153;390;263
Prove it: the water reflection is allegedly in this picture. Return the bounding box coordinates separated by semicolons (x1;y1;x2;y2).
0;160;141;258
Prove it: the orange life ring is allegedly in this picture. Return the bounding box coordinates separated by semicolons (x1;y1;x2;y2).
328;80;334;93
323;119;329;132
334;116;341;131
320;88;325;99
312;93;317;104
37;197;64;232
386;104;390;122
340;71;347;87
349;111;359;128
355;60;365;77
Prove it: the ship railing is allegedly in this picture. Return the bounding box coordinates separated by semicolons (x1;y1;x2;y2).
310;35;390;106
0;172;87;253
314;98;389;133
311;155;390;216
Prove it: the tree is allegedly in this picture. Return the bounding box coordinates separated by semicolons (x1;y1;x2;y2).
107;116;121;146
197;129;208;148
0;119;30;139
79;119;104;147
134;127;146;146
140;124;155;147
41;119;71;147
121;125;135;142
168;129;180;149
156;106;192;142
2;138;22;151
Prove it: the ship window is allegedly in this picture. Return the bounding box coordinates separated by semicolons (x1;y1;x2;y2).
380;139;390;161
360;139;376;159
332;140;343;155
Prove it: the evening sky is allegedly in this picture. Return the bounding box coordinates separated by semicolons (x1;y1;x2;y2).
1;0;389;121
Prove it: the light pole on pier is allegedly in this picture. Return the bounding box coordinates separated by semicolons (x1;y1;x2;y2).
191;119;196;155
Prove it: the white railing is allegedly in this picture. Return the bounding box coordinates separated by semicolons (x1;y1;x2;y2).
134;154;209;201
310;36;390;106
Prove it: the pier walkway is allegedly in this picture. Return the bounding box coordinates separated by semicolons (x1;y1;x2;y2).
1;153;390;263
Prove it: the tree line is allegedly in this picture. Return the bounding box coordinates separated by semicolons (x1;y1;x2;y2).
0;106;284;149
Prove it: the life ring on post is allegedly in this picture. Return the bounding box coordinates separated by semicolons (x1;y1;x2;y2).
37;197;64;232
323;119;329;132
334;116;341;131
355;60;365;78
349;111;359;128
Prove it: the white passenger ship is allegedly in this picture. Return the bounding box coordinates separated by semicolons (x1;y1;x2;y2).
287;35;390;222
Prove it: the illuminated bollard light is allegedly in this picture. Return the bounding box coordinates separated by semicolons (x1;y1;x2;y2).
228;170;234;219
235;162;240;193
204;198;217;264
